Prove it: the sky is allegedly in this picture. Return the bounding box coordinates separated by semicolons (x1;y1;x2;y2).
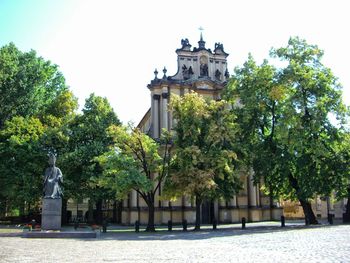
0;0;349;124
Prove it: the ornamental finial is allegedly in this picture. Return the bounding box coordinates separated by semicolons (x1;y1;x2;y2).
162;67;167;79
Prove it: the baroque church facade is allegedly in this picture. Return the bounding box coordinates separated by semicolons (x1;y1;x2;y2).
121;35;283;225
66;35;347;224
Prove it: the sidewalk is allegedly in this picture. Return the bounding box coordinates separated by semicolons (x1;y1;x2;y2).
0;219;345;238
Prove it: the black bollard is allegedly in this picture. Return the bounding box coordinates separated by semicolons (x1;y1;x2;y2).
242;217;246;229
168;220;172;231
31;219;36;231
343;213;350;223
281;215;285;227
328;214;333;225
74;220;78;230
213;219;217;230
102;219;107;233
182;219;187;231
135;220;140;232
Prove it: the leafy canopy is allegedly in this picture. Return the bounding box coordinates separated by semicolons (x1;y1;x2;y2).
97;125;171;200
224;37;349;203
0;43;67;128
164;92;241;201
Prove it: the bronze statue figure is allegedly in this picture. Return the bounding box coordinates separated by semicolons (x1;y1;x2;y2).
43;153;63;199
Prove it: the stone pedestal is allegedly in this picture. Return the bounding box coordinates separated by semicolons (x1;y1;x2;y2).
42;198;62;230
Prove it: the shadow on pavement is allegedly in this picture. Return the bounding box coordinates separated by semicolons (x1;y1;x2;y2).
1;220;347;241
89;221;346;241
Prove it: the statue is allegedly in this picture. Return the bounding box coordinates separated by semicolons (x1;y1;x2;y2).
43;153;63;199
225;68;230;79
214;42;224;51
181;38;191;49
200;63;208;77
182;65;194;80
188;66;194;75
215;69;221;81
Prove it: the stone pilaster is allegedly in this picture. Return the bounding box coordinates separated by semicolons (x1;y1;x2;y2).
230;196;237;207
153;94;160;138
248;171;257;207
162;91;168;131
256;183;261;207
151;93;155;136
131;190;137;207
214;200;219;221
219;199;226;207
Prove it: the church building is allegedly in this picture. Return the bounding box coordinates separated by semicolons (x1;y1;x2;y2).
122;34;283;225
66;34;347;224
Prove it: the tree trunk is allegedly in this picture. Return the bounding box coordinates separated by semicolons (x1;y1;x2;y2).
299;199;318;225
194;195;202;231
0;198;6;218
346;199;350;217
88;199;94;224
61;198;68;225
344;186;350;220
95;200;103;224
117;201;122;223
288;173;318;225
112;200;117;223
19;202;25;222
269;185;274;219
145;197;155;232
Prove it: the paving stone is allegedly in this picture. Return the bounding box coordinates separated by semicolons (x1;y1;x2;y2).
0;224;349;262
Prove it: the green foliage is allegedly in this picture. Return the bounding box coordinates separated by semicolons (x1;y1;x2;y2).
40;90;78;154
96;125;171;231
42;90;78;120
0;116;46;212
224;37;349;209
0;43;77;216
0;43;67;128
97;152;153;200
328;131;350;199
0;44;122;218
97;125;169;199
164;92;241;201
0;93;78;215
61;93;120;201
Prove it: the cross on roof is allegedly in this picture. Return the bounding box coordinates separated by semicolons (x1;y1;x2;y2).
198;26;204;40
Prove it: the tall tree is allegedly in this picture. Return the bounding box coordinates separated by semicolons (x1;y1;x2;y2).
224;37;348;224
0;90;78;218
224;54;285;212
0;116;45;216
97;126;171;232
0;42;77;218
333;131;350;221
62;94;120;224
164;92;241;230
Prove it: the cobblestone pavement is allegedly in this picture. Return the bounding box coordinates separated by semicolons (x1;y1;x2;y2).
0;223;349;263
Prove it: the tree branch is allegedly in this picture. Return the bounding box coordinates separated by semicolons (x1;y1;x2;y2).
154;140;170;195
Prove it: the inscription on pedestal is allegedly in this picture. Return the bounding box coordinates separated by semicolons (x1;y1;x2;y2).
42;198;62;230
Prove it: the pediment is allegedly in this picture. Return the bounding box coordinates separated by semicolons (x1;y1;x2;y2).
193;80;216;90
